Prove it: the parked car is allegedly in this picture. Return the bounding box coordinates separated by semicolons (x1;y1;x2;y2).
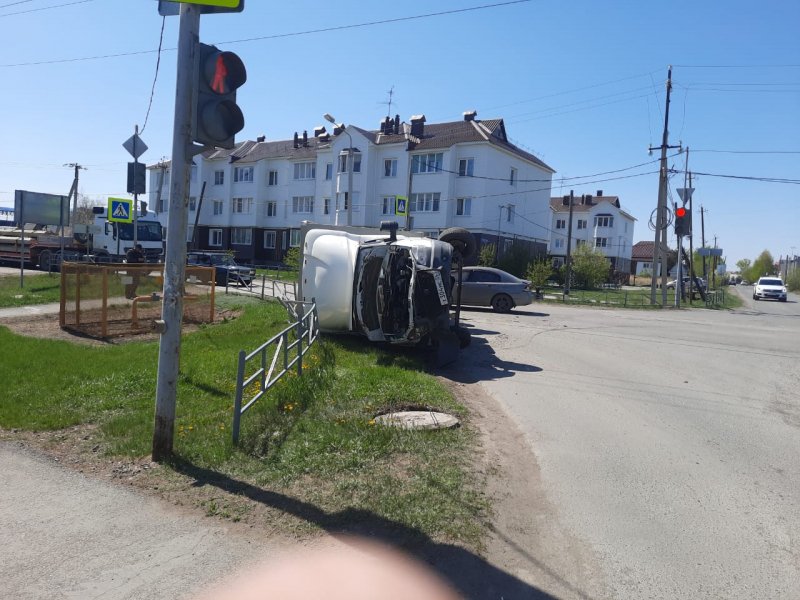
299;223;475;363
453;266;534;313
186;250;255;286
752;276;787;302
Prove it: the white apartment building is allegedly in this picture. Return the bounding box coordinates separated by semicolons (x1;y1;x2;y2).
148;111;555;265
548;191;635;275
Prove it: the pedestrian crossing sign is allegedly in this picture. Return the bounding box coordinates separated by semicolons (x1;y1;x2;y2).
108;198;133;223
395;196;408;216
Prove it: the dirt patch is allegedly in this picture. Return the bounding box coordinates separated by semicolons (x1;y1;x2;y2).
0;305;242;346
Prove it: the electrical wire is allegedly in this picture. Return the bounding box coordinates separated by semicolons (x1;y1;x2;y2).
140;15;166;134
0;0;34;9
0;0;92;17
670;170;800;184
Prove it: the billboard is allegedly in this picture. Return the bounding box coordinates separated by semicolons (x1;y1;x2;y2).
13;190;70;226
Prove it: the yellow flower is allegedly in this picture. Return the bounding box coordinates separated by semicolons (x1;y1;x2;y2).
368;419;375;426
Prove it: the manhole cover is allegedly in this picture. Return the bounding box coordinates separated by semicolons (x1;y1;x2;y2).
374;411;460;430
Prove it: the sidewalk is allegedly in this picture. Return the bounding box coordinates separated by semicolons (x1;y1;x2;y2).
0;443;276;600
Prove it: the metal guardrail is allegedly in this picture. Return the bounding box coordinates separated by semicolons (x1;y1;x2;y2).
232;299;319;444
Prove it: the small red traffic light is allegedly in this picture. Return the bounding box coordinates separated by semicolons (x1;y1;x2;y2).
675;207;687;218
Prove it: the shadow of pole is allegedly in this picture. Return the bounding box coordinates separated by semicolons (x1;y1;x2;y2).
171;458;559;600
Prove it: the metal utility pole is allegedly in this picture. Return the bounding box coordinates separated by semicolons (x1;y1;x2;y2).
687;167;694;304
564;190;575;297
649;66;678;307
153;3;200;462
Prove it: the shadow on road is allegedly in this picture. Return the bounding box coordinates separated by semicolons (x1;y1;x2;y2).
171;459;558;600
441;330;543;384
460;306;550;318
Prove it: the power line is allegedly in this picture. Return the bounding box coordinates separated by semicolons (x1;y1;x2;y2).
0;0;92;17
140;15;167;134
0;0;34;9
692;149;800;155
669;169;800;184
1;0;532;66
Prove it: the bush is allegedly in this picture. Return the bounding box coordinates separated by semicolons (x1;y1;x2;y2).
478;243;496;267
498;242;535;278
786;269;800;292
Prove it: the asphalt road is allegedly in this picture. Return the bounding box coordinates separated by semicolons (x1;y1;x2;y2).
0;444;276;600
457;289;800;599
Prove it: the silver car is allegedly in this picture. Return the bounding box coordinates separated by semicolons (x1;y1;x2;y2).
454;266;534;312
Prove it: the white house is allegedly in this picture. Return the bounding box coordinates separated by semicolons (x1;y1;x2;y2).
548;191;635;276
148;111;555;265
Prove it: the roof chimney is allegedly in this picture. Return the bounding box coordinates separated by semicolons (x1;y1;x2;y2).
293;132;299;148
302;130;308;147
463;110;477;121
333;124;344;136
409;114;426;138
562;196;569;206
394;114;400;134
313;126;326;137
596;190;603;197
256;135;266;143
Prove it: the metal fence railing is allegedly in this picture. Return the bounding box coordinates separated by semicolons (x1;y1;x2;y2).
232;299;319;444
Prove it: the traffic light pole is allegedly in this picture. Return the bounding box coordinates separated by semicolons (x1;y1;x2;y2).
153;3;200;462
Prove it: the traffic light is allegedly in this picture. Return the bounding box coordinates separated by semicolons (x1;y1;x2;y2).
127;162;146;194
192;43;246;149
674;205;691;236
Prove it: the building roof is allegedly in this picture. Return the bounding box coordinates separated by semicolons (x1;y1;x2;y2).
549;193;636;221
147;114;554;172
631;241;656;261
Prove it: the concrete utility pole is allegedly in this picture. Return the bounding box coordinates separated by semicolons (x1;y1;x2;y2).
153;3;200;462
64;162;87;221
563;190;575;297
700;205;708;282
687;166;694;304
154;158;169;214
649;66;678;307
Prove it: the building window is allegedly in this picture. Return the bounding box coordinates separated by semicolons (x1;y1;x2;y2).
292;196;314;214
576;239;586;247
233;166;254;183
214;170;224;185
268;170;278;186
338;152;362;173
325;163;333;180
456;198;471;216
506;204;515;223
289;230;301;247
411;152;443;174
384;159;397;177
231;227;252;245
191;165;197;180
509;167;517;186
209;228;222;247
556;218;566;229
231;197;253;214
188;196;196;212
554;238;564;249
213;200;224;215
458;158;474;177
324;198;331;215
293;162;316;180
382;196;396;215
266;201;277;217
595;237;608;248
409;192;440;212
577;219;587;229
263;231;276;249
595;215;614;228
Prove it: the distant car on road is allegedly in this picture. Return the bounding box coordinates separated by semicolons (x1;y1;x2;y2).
186;251;255;287
752;276;787;302
666;276;706;291
453;266;534;313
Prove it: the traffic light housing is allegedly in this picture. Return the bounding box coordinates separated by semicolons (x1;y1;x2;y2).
674;205;691;236
127;162;146;194
192;43;246;149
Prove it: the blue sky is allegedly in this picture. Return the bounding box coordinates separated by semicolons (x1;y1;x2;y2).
1;0;798;266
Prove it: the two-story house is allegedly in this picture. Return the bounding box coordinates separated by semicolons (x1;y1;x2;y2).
548;191;635;276
148;111;556;265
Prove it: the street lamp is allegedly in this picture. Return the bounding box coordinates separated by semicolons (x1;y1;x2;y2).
323;113;354;226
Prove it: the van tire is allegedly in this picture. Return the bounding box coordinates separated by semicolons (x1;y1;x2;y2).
438;227;477;261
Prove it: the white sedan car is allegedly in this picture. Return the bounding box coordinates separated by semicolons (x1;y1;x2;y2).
752;277;787;302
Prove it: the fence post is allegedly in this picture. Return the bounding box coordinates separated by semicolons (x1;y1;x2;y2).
624;290;628;307
296;309;303;376
261;273;265;300
232;350;246;445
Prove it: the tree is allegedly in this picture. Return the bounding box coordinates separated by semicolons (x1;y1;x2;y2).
283;247;300;271
526;258;553;298
570;244;610;289
478;243;496;267
498;242;534;278
736;258;751;274
746;250;776;282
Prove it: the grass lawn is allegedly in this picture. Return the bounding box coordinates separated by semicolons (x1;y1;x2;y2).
0;273;62;308
0;296;486;546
